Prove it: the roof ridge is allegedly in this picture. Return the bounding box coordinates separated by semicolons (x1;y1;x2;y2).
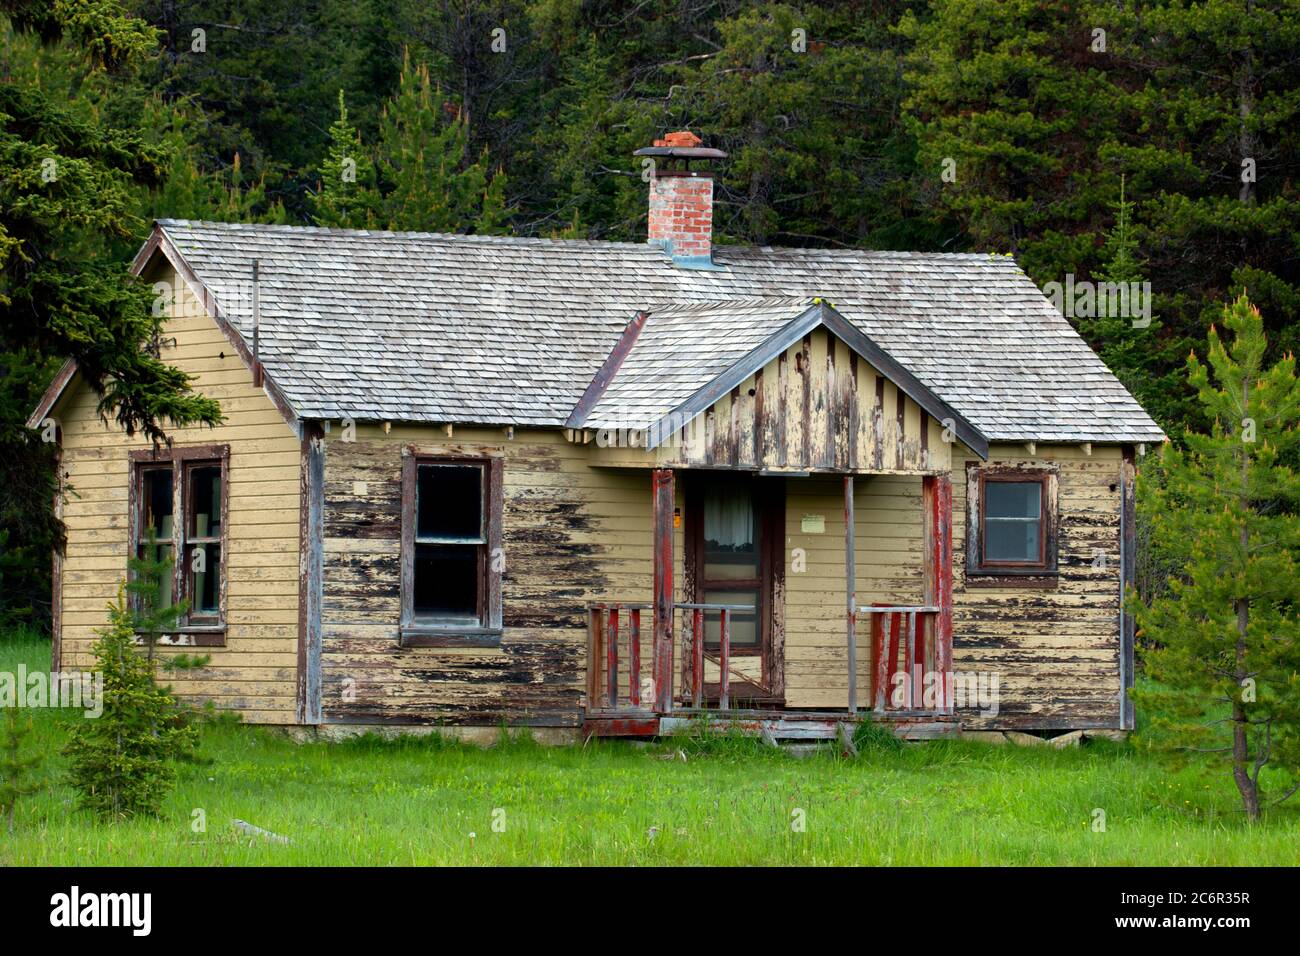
156;219;1010;261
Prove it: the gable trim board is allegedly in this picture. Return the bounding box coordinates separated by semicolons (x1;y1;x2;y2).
28;224;301;437
566;309;651;429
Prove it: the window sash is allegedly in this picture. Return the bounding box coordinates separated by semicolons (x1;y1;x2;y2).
972;471;1054;574
130;447;228;630
401;454;503;641
415;462;485;544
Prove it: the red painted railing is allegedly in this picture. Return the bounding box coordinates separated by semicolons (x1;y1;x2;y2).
586;603;651;711
862;605;946;714
589;601;947;717
586;601;754;713
677;602;754;711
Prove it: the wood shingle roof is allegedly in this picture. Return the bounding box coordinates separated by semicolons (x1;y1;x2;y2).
149;219;1165;444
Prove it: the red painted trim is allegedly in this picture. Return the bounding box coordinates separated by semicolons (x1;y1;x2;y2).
26;360;78;430
652;469;675;713
607;607;620;709
629;608;642;707
565;310;651;428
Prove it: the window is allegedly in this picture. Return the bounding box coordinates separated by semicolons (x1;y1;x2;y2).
966;466;1058;581
400;454;503;646
129;445;230;642
983;481;1043;564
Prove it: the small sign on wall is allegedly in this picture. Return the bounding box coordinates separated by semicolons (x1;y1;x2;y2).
801;514;825;534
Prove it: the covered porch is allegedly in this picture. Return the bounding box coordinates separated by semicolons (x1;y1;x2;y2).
581;467;956;741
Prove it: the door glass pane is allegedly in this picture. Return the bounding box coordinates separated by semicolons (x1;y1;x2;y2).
413;543;480;623
984;481;1042;562
417;465;483;541
703;589;759;646
703;484;758;580
190;466;221;537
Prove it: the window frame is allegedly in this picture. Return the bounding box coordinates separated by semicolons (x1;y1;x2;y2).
128;444;230;645
399;451;504;647
965;464;1059;584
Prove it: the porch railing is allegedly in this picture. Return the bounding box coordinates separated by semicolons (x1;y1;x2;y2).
585;601;754;712
678;602;755;711
587;601;950;718
585;603;651;711
860;605;947;715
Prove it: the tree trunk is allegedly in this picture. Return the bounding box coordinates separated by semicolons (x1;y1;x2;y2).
1231;607;1260;822
1237;1;1258;204
1232;382;1259;820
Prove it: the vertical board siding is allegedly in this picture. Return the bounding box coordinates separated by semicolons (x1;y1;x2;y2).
53;267;302;723
952;444;1125;730
597;328;950;474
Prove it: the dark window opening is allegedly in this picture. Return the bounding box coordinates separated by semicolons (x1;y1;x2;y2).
413;544;480;623
403;458;501;640
417;464;482;541
138;469;175;610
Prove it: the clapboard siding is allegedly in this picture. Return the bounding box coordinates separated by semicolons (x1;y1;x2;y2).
320;425;653;724
783;475;925;708
52;265;302;724
952;443;1125;730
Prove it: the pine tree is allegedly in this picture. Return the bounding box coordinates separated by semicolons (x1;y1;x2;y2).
64;586;200;819
309;90;380;229
376;53;509;234
1089;176;1180;423
0;708;41;834
900;0;1123;268
127;532;209;671
1;0;223;628
1132;295;1300;820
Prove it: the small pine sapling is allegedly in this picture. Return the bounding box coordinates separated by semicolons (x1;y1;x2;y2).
64;586;200;818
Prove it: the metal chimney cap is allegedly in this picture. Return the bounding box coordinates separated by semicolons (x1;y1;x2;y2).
633;145;728;161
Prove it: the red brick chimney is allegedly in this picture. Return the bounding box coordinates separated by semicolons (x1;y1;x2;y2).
634;132;727;270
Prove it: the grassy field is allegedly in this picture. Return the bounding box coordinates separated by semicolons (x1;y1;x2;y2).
3;633;1298;866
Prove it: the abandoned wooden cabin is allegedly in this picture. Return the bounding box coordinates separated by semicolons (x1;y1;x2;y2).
32;132;1164;741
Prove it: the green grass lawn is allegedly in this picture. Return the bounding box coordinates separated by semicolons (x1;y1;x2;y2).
3;633;1298;866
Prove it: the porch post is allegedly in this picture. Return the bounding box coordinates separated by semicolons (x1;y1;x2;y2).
923;474;954;713
652;469;675;714
844;475;857;714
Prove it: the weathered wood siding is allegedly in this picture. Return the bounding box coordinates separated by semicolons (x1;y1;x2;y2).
591;327;951;474
952;443;1125;730
52;265;302;724
319;425;666;724
783;475;925;708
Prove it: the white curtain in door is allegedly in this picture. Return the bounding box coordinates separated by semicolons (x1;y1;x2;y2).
704;487;753;550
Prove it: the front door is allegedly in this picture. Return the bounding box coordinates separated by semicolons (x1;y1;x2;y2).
685;473;784;705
